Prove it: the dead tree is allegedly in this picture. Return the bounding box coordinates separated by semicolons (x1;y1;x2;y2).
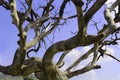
0;0;120;80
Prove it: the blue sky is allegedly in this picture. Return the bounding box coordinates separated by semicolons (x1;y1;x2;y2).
62;46;120;80
0;0;120;80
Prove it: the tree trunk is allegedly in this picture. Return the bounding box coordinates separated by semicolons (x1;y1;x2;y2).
35;64;69;80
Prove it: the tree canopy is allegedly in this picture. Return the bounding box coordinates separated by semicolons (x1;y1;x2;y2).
0;0;120;80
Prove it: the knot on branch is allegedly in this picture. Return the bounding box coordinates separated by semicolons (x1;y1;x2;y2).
93;65;101;69
114;14;120;22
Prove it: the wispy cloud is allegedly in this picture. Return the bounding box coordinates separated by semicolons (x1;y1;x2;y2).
105;0;117;7
69;1;118;80
62;47;91;70
63;45;115;80
61;49;80;71
77;70;98;80
62;47;98;80
116;75;120;80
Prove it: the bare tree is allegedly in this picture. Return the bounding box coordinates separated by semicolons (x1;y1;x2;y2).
0;0;120;80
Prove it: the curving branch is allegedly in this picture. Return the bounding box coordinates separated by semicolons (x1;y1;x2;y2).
59;0;70;18
72;0;85;38
26;41;41;58
103;8;117;35
19;57;42;76
41;2;119;78
1;0;120;80
42;33;104;71
0;57;42;76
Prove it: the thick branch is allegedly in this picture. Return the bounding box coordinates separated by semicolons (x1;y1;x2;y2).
42;33;104;66
84;0;107;24
59;0;69;17
11;48;26;70
0;65;19;76
9;0;19;27
72;0;85;38
67;65;100;78
42;9;118;76
19;57;42;76
71;0;84;7
0;57;42;76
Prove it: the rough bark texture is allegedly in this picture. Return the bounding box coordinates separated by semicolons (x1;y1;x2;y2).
0;0;120;80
